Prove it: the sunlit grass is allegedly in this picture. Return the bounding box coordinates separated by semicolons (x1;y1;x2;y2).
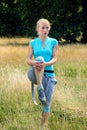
0;38;87;130
58;44;87;61
0;37;31;45
0;46;27;66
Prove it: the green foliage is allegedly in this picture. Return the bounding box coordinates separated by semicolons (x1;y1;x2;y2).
63;66;78;77
49;106;87;130
81;0;87;43
0;0;87;43
81;66;87;77
0;0;24;36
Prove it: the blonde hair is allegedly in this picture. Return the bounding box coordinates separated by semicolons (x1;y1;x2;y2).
36;18;51;31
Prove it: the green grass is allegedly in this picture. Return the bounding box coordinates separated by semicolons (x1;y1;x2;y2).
0;40;87;130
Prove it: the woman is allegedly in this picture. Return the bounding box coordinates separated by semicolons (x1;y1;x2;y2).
27;18;58;130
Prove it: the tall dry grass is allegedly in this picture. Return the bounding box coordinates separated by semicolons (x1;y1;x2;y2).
0;38;87;130
0;46;27;65
58;44;87;61
0;37;31;45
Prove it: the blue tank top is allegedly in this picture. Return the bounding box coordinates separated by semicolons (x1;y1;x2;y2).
29;37;58;77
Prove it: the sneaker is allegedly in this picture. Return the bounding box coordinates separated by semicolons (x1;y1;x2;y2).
37;86;46;103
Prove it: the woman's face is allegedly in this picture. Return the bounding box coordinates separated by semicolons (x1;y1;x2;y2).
37;21;50;38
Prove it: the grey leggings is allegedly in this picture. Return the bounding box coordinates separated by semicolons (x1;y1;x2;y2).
42;74;57;112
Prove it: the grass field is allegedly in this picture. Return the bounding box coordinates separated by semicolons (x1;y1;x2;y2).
0;37;87;130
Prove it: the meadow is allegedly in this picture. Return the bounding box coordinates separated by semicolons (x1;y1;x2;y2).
0;37;87;130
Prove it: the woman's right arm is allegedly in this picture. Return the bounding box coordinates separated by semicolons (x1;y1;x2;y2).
26;45;35;66
26;45;44;71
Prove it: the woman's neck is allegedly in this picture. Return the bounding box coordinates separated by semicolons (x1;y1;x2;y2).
39;36;48;42
39;36;48;48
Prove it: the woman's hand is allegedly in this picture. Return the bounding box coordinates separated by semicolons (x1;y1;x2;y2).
34;62;44;71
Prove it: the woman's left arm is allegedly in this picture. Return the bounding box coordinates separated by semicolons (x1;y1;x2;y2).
44;44;58;66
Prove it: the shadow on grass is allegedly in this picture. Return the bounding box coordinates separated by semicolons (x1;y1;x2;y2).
0;42;28;46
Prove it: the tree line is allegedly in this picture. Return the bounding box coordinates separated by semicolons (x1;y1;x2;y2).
0;0;87;43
